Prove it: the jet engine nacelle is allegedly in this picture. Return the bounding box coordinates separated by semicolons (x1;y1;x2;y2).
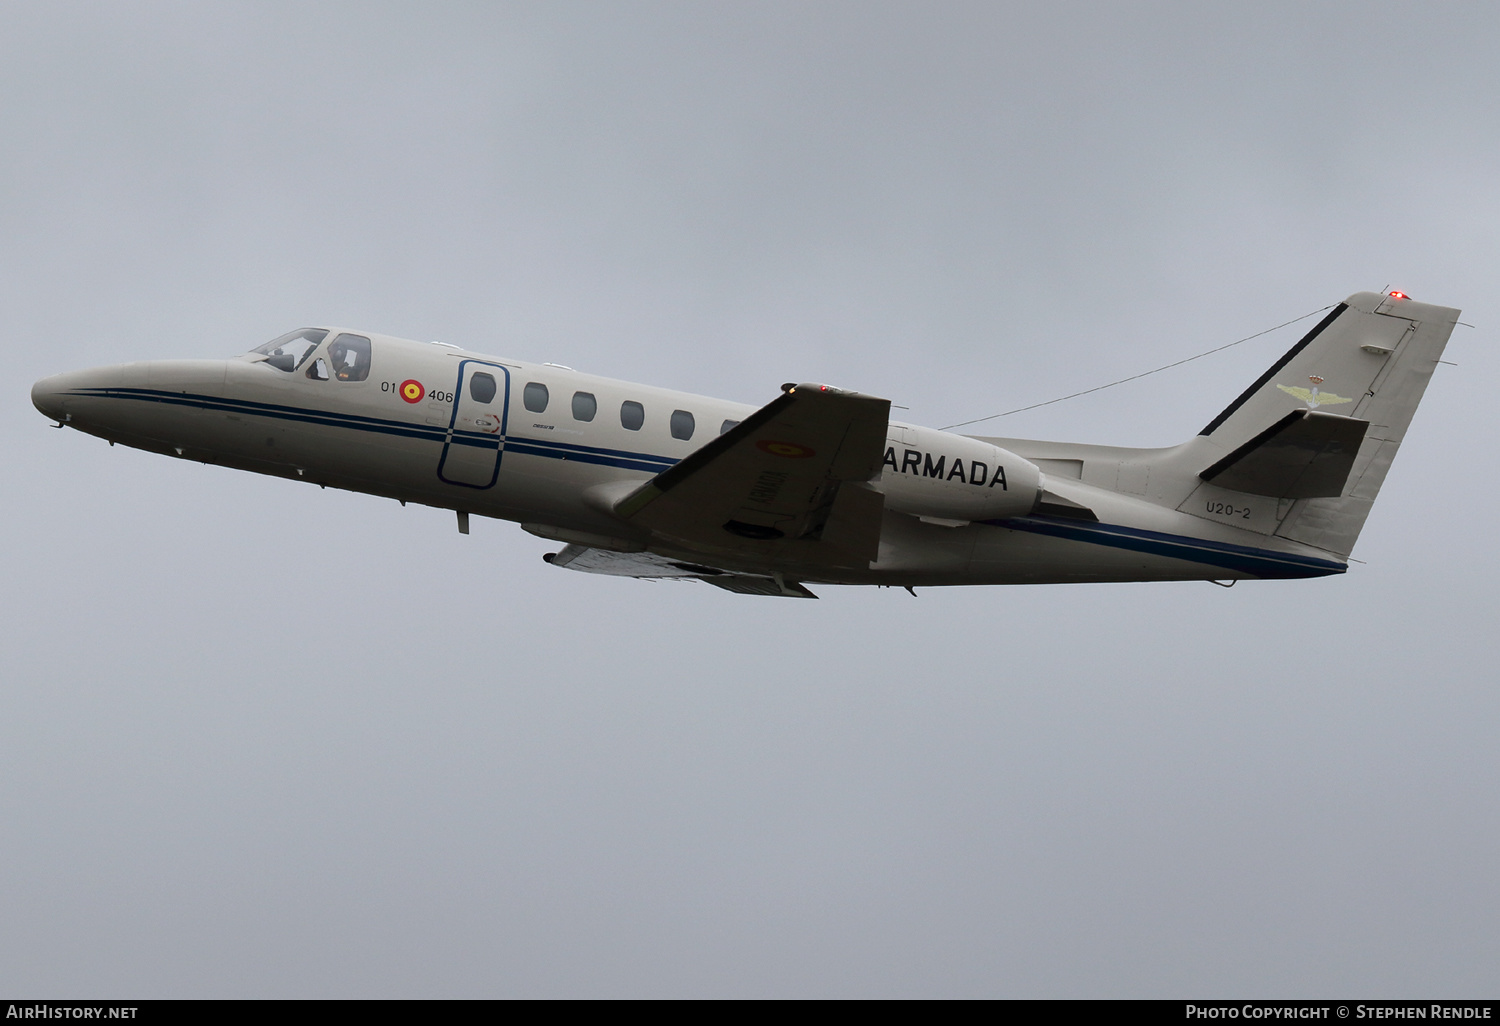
877;424;1041;523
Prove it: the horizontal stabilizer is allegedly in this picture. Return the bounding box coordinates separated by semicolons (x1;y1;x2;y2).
1033;489;1099;522
1200;409;1369;498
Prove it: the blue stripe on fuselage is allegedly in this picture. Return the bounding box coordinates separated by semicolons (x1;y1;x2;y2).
986;515;1346;580
64;387;681;474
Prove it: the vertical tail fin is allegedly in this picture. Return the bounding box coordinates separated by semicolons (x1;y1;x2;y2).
1195;291;1458;558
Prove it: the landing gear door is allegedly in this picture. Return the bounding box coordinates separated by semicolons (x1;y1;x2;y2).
438;361;511;488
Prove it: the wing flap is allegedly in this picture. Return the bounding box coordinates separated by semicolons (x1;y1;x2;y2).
544;544;707;577
544;543;818;597
700;575;818;599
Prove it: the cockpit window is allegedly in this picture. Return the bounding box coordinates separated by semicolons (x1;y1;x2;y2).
327;334;372;382
253;329;328;372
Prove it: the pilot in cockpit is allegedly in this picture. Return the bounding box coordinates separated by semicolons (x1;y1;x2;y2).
328;337;363;381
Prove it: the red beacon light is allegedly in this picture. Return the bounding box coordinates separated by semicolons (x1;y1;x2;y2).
1389;291;1408;300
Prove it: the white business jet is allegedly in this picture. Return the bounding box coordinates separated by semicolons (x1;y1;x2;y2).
31;291;1454;598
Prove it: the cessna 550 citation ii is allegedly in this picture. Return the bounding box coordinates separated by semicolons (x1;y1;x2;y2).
31;291;1455;598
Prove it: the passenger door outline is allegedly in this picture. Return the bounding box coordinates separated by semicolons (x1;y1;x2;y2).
437;360;512;489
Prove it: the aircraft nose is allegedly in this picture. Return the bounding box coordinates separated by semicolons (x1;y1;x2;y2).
31;372;74;423
31;365;137;426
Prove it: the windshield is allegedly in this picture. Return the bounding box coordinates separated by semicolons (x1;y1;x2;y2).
253;329;328;371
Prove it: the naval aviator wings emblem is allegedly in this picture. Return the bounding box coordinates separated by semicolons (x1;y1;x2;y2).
1277;375;1353;409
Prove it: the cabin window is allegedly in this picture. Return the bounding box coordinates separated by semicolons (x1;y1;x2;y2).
305;357;330;381
469;372;497;404
720;419;740;435
572;391;597;422
670;410;695;441
253;328;327;372
523;382;549;413
620;400;644;431
327;334;372;382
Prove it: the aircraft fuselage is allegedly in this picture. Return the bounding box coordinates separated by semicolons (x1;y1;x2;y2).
32;323;1376;591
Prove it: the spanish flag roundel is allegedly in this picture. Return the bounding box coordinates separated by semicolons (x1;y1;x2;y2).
756;439;816;459
399;379;424;404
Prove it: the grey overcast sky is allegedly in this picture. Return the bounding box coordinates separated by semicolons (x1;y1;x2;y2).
3;2;1497;998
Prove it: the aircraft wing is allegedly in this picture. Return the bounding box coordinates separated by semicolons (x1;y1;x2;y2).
545;544;820;597
613;383;890;568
